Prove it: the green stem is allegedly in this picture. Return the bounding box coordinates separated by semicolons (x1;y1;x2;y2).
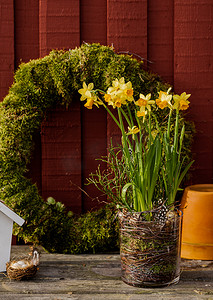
167;109;172;140
117;108;132;164
102;102;121;129
120;107;132;127
127;105;134;127
173;109;179;153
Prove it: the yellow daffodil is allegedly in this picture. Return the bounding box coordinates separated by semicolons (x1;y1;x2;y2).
136;93;155;110
173;92;191;110
123;81;134;102
115;98;122;108
127;126;140;140
125;88;133;97
104;93;121;108
137;110;146;118
105;78;134;108
104;94;111;102
112;77;125;89
78;82;103;109
107;78;125;95
135;93;155;121
127;126;140;135
84;98;94;109
156;89;172;110
84;94;102;109
78;82;94;101
136;106;149;122
104;92;117;108
136;98;147;106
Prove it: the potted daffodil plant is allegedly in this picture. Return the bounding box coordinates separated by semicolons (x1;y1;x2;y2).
78;78;193;287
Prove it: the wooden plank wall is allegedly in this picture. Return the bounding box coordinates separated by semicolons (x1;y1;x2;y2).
0;0;14;102
174;0;213;184
0;0;212;214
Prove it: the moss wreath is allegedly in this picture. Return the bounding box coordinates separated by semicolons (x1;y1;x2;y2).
0;43;193;253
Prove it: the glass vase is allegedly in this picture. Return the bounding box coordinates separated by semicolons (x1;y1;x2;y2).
118;209;182;287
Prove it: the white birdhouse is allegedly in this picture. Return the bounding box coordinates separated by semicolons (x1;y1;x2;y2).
0;200;25;272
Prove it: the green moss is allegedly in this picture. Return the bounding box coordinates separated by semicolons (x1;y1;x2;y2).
150;263;176;275
0;43;194;253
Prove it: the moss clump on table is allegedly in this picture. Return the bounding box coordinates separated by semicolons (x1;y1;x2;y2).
0;43;194;253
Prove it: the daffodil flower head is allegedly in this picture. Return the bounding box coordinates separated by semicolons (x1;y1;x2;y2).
136;98;148;107
105;78;134;108
125;87;133;97
156;89;173;110
137;107;147;122
115;98;122;108
84;98;94;109
123;81;134;102
135;94;155;121
78;82;94;101
173;92;191;110
112;77;125;88
137;110;146;118
84;94;101;109
104;94;111;102
78;82;103;109
104;92;120;108
127;126;140;140
109;78;125;93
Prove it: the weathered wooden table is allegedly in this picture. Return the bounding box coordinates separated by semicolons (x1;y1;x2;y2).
0;246;212;299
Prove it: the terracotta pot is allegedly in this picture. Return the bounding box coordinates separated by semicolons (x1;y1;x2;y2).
180;184;213;260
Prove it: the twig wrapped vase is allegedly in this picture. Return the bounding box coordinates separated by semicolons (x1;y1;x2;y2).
118;210;183;287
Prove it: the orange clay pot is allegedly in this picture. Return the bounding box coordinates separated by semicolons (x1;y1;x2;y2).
180;184;213;260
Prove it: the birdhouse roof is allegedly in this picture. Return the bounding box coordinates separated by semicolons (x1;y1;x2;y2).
0;200;25;226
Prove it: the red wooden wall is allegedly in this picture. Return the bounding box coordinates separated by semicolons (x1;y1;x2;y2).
0;0;213;214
